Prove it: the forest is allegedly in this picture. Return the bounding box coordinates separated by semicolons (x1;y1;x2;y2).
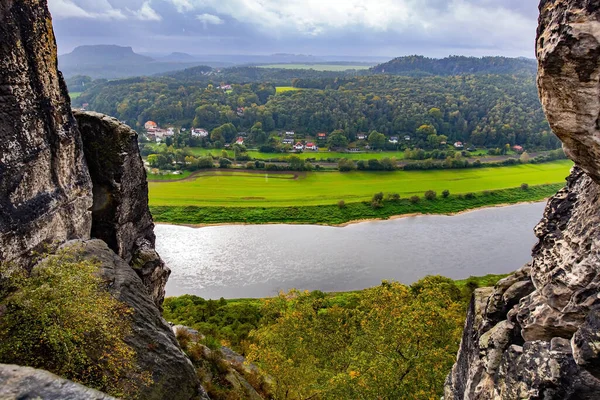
72;60;558;150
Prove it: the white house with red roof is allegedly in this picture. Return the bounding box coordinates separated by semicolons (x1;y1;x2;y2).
305;142;317;151
294;142;304;151
454;141;464;149
145;121;158;130
236;137;245;145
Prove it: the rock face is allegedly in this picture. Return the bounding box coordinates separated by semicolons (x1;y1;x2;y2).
0;0;93;264
444;1;600;398
75;111;170;306
60;240;199;400
0;1;200;398
0;364;116;400
537;0;600;184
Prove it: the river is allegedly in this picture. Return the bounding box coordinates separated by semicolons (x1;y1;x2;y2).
157;202;547;299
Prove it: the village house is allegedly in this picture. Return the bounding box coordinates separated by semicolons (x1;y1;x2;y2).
357;133;367;140
282;138;294;145
454;141;464;149
236;137;244;145
191;128;209;138
145;121;158;130
236;107;245;117
348;147;360;152
389;136;399;144
294;142;304;151
404;135;411;141
305;142;317;151
219;84;232;91
317;133;327;141
285;131;295;137
512;145;524;153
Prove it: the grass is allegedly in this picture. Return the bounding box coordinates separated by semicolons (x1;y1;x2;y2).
150;182;564;225
258;64;372;71
70;92;82;100
147;171;192;180
183;147;406;161
276;86;302;94
148;160;572;208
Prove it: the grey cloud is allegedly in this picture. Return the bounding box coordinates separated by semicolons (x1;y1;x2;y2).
50;0;539;58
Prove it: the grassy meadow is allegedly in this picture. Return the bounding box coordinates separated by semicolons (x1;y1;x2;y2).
148;160;572;208
184;147;407;161
276;86;302;93
258;64;372;71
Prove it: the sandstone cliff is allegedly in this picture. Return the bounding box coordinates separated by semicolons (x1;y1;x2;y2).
444;1;600;398
0;0;201;398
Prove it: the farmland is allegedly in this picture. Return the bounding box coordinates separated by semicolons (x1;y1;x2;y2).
276;86;302;93
181;147;407;161
148;160;572;208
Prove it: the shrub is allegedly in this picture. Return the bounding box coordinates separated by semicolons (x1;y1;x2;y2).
372;192;384;203
390;193;401;201
0;249;149;398
465;192;476;199
338;200;346;209
521;183;529;190
410;195;420;204
442;189;450;198
424;190;437;200
245;162;255;170
219;158;232;168
338;158;356;172
371;200;383;209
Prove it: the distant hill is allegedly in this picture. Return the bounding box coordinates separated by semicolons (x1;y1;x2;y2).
159;52;197;63
372;55;537;76
58;45;205;79
60;45;154;65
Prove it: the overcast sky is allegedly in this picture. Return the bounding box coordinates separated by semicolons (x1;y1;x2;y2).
48;0;539;58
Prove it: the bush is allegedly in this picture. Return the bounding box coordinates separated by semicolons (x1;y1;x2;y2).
424;190;437;200
0;249;149;398
521;183;529;190
465;192;476;199
245;162;255;169
442;189;450;198
390;193;401;201
338;158;356;172
219;158;232;168
338;200;346;209
410;195;420;204
372;192;384;203
371;200;383;209
197;157;214;169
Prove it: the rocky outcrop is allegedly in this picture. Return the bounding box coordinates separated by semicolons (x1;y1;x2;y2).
0;364;116;400
445;1;600;397
75;111;170;306
0;1;200;398
0;0;93;264
537;0;600;184
60;240;199;400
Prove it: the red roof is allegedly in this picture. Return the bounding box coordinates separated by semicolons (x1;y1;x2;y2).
145;121;157;127
317;133;327;137
306;143;315;147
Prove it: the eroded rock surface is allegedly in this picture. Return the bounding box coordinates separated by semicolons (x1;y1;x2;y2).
75;111;170;306
0;364;115;400
445;2;600;395
537;0;600;183
0;0;93;264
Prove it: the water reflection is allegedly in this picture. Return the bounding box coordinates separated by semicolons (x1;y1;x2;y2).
157;202;547;299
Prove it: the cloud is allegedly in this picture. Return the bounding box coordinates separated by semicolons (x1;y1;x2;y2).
48;0;126;20
49;0;540;57
196;13;224;25
132;2;162;21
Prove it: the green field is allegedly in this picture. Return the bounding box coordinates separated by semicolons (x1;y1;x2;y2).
70;92;82;100
258;64;373;71
183;147;406;161
276;86;302;93
148;160;572;208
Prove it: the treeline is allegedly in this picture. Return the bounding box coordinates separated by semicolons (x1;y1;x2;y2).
75;72;559;150
371;55;537;76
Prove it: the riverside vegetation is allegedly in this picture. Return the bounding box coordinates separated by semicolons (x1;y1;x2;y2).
163;274;508;400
